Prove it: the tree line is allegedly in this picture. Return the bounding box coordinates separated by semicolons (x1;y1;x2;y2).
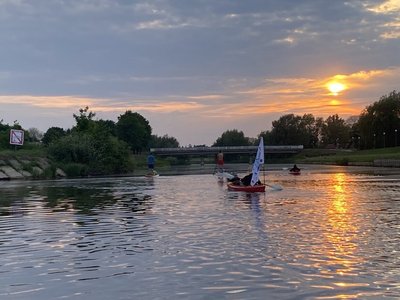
0;107;179;176
213;90;400;149
0;90;399;176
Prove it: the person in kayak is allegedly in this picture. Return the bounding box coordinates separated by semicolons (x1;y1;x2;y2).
228;173;261;186
289;164;300;172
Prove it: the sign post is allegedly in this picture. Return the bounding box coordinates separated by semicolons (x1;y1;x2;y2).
9;129;24;147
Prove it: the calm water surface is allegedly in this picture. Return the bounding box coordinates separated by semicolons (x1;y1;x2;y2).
1;165;400;299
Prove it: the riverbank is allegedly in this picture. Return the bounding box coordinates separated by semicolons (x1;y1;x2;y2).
294;147;400;167
1;146;399;180
0;153;66;180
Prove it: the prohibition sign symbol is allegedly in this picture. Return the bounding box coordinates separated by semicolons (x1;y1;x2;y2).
9;129;24;146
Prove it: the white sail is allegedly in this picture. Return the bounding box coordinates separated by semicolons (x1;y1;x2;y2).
250;137;264;186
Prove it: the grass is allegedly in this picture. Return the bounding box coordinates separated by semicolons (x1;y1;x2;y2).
295;147;400;165
0;146;46;159
1;145;399;176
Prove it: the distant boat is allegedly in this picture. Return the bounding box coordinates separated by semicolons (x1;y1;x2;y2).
289;165;301;175
289;169;301;175
227;138;266;193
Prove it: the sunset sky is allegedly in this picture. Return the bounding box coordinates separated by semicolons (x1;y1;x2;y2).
1;0;399;145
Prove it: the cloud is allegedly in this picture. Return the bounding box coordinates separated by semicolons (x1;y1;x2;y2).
0;94;204;114
0;95;95;108
187;95;226;101
367;0;400;14
1;66;398;123
211;67;400;119
0;0;399;145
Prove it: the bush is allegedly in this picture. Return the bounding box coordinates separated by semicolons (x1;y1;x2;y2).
47;132;133;176
62;163;89;177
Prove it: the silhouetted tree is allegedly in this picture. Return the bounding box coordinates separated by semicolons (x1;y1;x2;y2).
72;106;96;132
268;114;320;147
149;134;179;148
42;127;66;146
116;111;152;153
321;114;350;148
27;127;44;142
357;90;400;148
212;129;250;146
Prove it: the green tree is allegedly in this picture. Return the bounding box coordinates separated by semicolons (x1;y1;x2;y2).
321;114;350;148
96;119;116;136
42;127;66;146
0;120;26;149
72;106;96;132
357;90;400;148
48;129;132;176
149;134;179;148
27;127;43;142
47;108;134;175
0;120;11;149
300;114;320;148
268;114;317;147
116;111;152;153
212;129;250;146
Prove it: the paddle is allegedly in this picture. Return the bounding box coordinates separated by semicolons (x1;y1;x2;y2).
265;183;283;191
213;171;235;179
261;169;282;190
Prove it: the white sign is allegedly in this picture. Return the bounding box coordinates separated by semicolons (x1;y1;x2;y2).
9;129;24;146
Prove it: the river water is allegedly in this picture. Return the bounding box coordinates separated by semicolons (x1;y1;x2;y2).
1;165;400;299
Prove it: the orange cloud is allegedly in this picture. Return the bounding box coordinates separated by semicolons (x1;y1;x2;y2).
367;0;400;14
0;95;95;108
0;67;398;124
0;95;204;114
95;101;204;113
187;94;226;101
218;67;399;119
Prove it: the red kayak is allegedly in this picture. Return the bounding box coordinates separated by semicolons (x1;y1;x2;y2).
289;170;301;175
227;183;266;192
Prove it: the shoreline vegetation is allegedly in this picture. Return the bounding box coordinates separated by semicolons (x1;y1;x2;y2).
1;147;399;180
1;91;399;180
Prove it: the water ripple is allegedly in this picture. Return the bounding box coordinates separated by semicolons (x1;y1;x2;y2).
0;170;400;299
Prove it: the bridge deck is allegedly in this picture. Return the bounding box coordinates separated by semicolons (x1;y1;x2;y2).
150;145;303;156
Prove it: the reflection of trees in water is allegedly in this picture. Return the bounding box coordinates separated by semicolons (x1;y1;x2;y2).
0;180;154;216
0;181;157;257
42;186;154;215
42;186;117;213
0;185;32;216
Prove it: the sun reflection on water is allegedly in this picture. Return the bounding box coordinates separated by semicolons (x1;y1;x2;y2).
323;173;363;276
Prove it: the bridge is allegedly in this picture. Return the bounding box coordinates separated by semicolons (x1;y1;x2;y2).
150;145;303;156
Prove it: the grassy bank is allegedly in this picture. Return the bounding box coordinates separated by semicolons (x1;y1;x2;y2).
294;147;400;165
1;146;399;179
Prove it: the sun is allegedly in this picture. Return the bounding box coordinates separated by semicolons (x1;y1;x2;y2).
327;81;346;96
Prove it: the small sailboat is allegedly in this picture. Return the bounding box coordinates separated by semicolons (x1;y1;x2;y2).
227;138;266;192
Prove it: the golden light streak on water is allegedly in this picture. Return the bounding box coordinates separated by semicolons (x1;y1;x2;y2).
322;172;363;277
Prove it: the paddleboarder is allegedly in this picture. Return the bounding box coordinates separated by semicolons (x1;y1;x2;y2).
216;150;224;171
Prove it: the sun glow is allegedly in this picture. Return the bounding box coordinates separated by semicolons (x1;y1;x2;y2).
327;81;347;96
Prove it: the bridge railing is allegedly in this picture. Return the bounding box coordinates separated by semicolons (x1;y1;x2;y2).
150;145;304;155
